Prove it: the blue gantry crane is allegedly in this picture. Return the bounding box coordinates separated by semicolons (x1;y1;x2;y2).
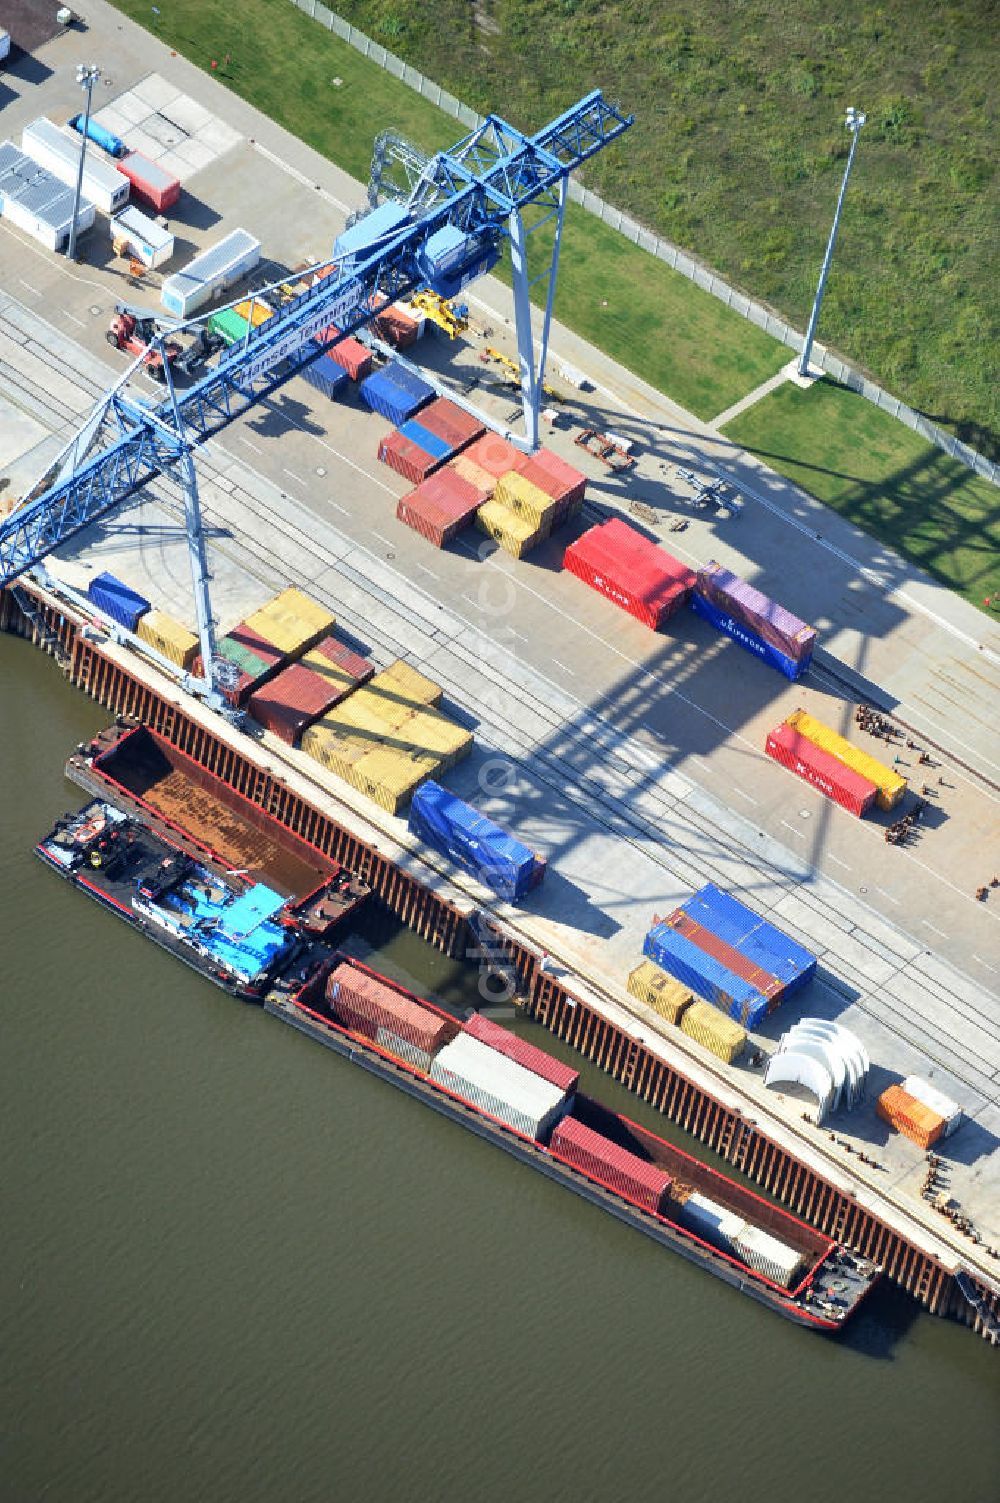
1;91;631;702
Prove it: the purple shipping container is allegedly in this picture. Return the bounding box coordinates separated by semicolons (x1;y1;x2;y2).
696;561;816;663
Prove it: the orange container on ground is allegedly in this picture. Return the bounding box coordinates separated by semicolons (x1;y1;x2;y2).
876;1083;946;1148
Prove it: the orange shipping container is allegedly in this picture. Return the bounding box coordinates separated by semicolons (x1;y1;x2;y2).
876;1083;946;1149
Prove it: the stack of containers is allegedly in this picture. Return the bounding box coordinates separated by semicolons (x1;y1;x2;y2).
451;432;528;497
692;561;816;681
563;519;695;628
87;571;151;631
160;229;261;318
369;299;422;348
676;1193;803;1285
876;1084;948;1149
241;587;334;658
430;1033;570;1139
115;151;181;213
136;608;199;670
208;297;274;349
201;622;286;706
326;960;454;1071
517;448;586;527
0;141;95;251
766;721;878;818
626;960;693;1024
903;1076;963;1137
248;627;373;745
360;360;435;424
302;633;375;699
678;1001;747;1063
315;323;372;381
379;420;453;484
680;885;818;1001
677;1191;745;1252
549;1116;671;1214
475;496;550;559
493;471;561;537
780;709;906;811
408;780;547;902
396;469;490;548
462;1013;578;1092
645;921;772;1029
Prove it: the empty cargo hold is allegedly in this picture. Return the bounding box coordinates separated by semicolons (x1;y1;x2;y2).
0;142;95;252
161;229;262;318
21;117;129;213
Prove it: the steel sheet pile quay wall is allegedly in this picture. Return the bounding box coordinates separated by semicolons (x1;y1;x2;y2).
301;660;472;814
21;117;130;214
462;1013;579;1092
326;959;455;1072
784;709;907;811
692;560;816;681
626;959;693;1024
110;206;174;270
430;1033;570;1140
136;609;198;671
87;572;150;632
0;141;95;252
116;151;180;213
550;1115;671;1214
766;723;877;817
160;229;261;318
396;469;490;548
678;1000;747;1062
360;361;434;425
563;519;695;628
408;780;546;901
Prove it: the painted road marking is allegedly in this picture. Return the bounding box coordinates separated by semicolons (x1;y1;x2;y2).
731;786;758;804
552;658;575;677
282;467;305;485
972;954;997;973
238;436;262;453
922;919;947;939
781;820;805;840
828;853;852;871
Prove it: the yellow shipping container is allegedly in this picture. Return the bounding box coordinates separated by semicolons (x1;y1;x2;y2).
326;693;392;740
233;298;274;327
400;708;474;770
301;722;370;779
785;708;906;810
352;747;437;814
475;498;549;559
302;646;357;696
495;470;560;529
680;1001;746;1063
627;960;693;1024
374;659;442;708
136;608;199;670
243;586;335;658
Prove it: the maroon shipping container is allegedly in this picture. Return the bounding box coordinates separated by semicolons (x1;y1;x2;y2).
370;305;419;349
116;151;181;212
248;661;349;744
320;324;372;381
378;430;441;485
195;622;287;706
396;469;487;548
696;561;816;663
550;1116;671;1215
665;910;784;1000
417;397;485;451
563;518;695;629
766;723;877;817
462;432;529;480
310;633;375;686
462;1012;580;1092
326;961;453;1053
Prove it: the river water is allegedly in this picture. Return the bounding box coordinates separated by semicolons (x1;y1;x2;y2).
2;635;998;1503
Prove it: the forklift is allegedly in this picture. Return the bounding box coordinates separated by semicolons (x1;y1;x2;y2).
105;303;224;382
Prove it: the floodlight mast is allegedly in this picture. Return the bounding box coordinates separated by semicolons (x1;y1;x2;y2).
797;107;867;378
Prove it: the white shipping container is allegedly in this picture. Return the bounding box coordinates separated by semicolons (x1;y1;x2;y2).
160;228;261;317
21;117;129;213
903;1076;964;1137
430;1033;568;1140
375;1026;433;1074
679;1192;745;1249
732;1224;803;1287
110;204;175;269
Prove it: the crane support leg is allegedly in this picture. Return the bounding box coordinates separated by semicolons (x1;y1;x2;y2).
162;355;219;704
507;176;567;453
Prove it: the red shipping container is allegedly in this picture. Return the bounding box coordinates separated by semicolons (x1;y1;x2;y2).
521;447;587;510
310;633;374;686
462;1012;580;1092
417;397;485;451
326;961;453;1053
320;324;372;381
195;622;286;707
371;305;419;349
766;723;877;818
665;910;784;1000
563;518;694;629
462;432;530;480
248;661;349;744
115;151;181;212
396;469;487;548
550;1116;671;1215
378;429;441;485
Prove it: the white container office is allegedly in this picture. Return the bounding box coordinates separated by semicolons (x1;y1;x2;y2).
0;141;95;252
20;117;130;214
110;204;175;270
160;229;261;318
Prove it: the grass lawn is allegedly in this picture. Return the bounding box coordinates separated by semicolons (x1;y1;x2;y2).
108;0;786;419
723;379;1000;612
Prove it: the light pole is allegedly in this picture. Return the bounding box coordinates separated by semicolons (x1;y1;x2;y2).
67;63;100;262
798;106;866;378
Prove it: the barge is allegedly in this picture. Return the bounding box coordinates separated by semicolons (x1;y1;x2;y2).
36;792;879;1330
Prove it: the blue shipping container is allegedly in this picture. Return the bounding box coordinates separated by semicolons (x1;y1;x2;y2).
302;351;349;400
690;590;810;681
644;922;770;1027
382;361;435;404
398;419;451;460
409;781;541;902
359;367;433;426
87;571;151;632
681;885;817;994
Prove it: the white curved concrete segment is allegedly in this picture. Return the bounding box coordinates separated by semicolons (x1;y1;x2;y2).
764;1051;834;1122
